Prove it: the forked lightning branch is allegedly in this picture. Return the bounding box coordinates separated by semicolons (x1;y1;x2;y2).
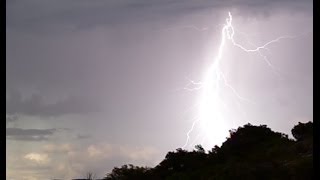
182;12;295;149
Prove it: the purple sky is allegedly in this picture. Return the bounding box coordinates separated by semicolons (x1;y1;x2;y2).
6;0;312;179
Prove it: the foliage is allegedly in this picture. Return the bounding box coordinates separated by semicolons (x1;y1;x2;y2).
292;121;313;141
103;164;151;180
103;122;313;179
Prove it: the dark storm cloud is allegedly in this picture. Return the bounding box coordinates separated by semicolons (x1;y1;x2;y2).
6;0;312;108
6;90;101;117
6;0;311;31
6;128;57;141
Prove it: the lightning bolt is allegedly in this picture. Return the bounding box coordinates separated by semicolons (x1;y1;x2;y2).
182;12;298;149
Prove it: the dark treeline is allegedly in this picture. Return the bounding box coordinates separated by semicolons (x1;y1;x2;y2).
102;121;312;180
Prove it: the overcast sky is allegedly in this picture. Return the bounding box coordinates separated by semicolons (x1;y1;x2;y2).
6;0;312;179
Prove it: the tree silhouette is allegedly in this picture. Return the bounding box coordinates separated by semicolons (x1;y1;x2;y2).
103;164;151;180
194;144;205;153
102;122;313;180
292;121;313;141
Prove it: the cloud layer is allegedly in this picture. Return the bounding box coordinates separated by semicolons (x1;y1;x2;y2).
6;90;101;117
8;142;160;179
7;0;312;31
6;128;58;141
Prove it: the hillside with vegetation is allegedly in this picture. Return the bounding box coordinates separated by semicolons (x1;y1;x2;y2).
102;121;312;180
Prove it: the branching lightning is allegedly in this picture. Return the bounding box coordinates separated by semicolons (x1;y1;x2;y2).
182;12;297;149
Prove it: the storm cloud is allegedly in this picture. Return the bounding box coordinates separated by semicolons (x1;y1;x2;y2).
6;90;101;117
6;114;19;124
6;128;58;141
6;0;312;31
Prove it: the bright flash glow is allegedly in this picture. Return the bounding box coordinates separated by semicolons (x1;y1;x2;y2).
182;12;296;149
